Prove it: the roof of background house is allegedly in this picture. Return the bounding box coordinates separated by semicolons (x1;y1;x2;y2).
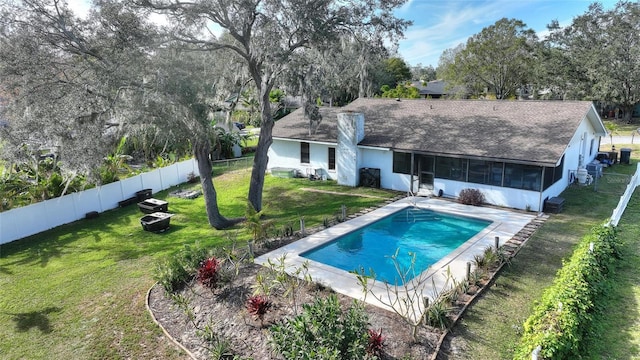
272;98;604;166
410;80;462;96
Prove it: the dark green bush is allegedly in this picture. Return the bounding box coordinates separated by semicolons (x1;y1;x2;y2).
153;255;191;293
153;242;211;292
514;224;619;359
269;294;372;360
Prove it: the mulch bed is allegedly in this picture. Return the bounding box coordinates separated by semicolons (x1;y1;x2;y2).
146;199;547;359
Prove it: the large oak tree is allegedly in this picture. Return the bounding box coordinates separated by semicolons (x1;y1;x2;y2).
0;0;152;177
440;18;538;99
547;1;640;122
137;0;410;212
0;1;239;229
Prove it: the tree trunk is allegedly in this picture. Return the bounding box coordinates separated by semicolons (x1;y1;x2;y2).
622;105;634;123
247;80;274;212
194;140;239;229
358;49;368;98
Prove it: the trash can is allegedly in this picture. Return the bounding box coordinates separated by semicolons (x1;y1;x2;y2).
620;148;632;164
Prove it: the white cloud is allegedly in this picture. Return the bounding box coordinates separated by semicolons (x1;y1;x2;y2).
67;0;90;18
396;0;566;66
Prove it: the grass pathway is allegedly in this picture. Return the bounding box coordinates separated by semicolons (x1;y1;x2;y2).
582;191;640;359
440;160;640;359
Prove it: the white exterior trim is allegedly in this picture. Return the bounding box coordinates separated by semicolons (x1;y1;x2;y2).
267;107;606;212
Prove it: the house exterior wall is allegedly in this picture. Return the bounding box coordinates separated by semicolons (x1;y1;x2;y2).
359;148;411;191
267;139;299;168
435;179;542;210
336;113;365;186
535;113;602;209
267;139;338;180
268;109;604;212
354;111;601;211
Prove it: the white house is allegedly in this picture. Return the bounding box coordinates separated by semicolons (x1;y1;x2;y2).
267;98;607;212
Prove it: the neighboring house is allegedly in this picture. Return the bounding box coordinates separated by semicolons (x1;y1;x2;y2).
411;80;466;99
267;98;607;212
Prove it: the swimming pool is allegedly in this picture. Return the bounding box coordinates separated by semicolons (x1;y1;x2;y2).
254;197;536;311
301;208;491;285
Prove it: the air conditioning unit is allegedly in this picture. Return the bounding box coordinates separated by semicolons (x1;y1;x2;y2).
359;168;381;188
586;163;603;178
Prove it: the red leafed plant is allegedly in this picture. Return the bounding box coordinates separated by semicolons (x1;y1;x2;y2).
197;257;220;289
367;328;386;356
246;295;273;325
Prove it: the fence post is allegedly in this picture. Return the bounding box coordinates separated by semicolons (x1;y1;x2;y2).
494;236;500;251
532;345;541;360
300;217;306;237
341;205;346;221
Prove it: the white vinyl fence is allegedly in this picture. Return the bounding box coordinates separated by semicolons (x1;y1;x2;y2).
608;162;640;226
0;158;199;245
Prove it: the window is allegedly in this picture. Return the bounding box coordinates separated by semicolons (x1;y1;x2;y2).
504;164;542;191
543;155;564;190
467;160;503;186
554;155;564;183
435;157;468;181
392;152;412;174
300;142;310;164
328;147;336;170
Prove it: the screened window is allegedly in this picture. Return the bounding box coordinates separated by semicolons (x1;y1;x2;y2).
468;160;504;186
328;147;336;170
543;155;564;190
435;157;468;181
504;164;542;191
300;142;310;164
393;152;412;174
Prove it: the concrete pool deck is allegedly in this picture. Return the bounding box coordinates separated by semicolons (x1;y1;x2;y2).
255;197;538;315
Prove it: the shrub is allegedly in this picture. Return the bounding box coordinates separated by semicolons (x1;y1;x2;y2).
179;242;212;274
244;202;274;242
458;188;485;206
153;242;212;293
246;295;273;326
154;255;191;293
187;171;199;183
367;328;386;357
474;247;499;272
253;255;312;314
269;295;370;360
514;224;619;359
424;298;451;329
198;257;221;290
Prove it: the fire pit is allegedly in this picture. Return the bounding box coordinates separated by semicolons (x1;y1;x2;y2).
137;198;168;214
140;212;175;232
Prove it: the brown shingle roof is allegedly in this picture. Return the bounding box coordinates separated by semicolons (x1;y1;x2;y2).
272;98;597;166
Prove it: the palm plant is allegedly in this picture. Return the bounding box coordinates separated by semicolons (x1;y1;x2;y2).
244;201;274;242
605;121;619;150
100;136;132;184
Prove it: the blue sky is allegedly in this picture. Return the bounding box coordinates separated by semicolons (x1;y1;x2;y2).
68;0;617;68
396;0;617;67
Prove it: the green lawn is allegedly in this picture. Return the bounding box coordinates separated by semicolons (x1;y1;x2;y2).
0;167;398;360
443;147;640;359
581;189;640;359
604;119;640;137
3;150;640;360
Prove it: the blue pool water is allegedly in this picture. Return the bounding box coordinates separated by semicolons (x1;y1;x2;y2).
301;207;491;285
